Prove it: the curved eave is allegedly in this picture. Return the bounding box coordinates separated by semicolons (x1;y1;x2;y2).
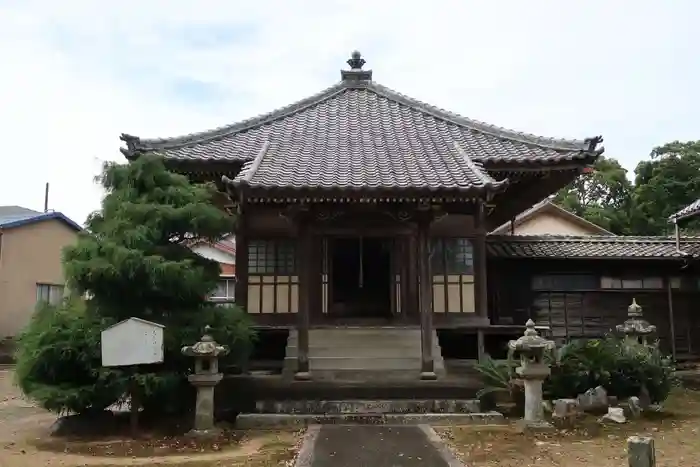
118;78;605;164
222;175;509;203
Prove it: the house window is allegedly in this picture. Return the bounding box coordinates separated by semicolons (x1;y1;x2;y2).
248;239;296;274
600;276;663;290
209;278;235;301
431;238;474;274
532;274;599;291
36;283;64;305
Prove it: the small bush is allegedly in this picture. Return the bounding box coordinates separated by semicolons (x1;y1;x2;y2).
15;298;124;414
545;337;675;403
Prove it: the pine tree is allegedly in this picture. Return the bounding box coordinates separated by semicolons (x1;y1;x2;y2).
17;155;254;415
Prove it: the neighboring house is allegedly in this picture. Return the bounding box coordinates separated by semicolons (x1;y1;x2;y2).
190;235;236;303
490;199;614;236
0;206;82;338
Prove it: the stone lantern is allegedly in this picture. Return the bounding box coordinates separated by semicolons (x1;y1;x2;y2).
181;325;229;435
508;319;556;431
616;298;656;346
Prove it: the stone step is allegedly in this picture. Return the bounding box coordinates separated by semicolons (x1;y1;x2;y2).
285;346;430;358
235;412;505;429
283;356;444;371
281;369;446;382
254;399;481;414
293;329;423;338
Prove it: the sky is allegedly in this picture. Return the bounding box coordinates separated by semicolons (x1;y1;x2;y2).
1;0;698;225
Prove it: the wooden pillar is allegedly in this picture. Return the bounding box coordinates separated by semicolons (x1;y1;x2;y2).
407;234;419;321
417;210;436;380
665;276;677;360
234;203;249;310
473;200;489;362
294;209;312;381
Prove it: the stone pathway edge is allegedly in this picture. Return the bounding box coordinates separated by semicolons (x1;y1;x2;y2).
294;424;321;467
418;424;467;467
292;424;465;467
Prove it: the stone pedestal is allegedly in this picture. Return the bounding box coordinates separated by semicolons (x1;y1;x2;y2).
509;320;555;433
187;373;223;434
181;326;229;437
616;298;656;346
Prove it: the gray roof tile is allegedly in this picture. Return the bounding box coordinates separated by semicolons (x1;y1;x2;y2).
225;138;509;194
670;199;700;222
121;54;601;164
120;52;602;193
487;235;700;259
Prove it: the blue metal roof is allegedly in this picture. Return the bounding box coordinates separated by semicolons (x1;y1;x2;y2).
0;206;82;231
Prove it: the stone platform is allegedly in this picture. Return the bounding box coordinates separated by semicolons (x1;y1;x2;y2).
236;397;503;429
236;411;504;429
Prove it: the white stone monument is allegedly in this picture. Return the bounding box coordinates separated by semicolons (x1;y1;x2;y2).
508;319;556;432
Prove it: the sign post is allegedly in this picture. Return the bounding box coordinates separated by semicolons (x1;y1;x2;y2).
101;318;165;437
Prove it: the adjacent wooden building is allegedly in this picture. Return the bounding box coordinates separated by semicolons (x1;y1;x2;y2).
120;52;699;381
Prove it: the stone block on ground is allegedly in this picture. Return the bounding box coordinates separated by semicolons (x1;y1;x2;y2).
577;386;609;413
627;435;656;467
551;398;581;428
639;386;652;410
623;396;642;419
599;406;626;424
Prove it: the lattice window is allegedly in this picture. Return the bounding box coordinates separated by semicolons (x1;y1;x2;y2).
430;238;474;275
248;239;296;274
36;283;64;305
600;276;664;290
209;278;236;300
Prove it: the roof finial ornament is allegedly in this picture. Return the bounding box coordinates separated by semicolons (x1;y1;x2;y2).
341;50;372;82
347;50;366;70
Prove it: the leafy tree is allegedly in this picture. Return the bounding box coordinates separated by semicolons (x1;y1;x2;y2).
632;140;700;235
16;154;255;415
554;156;635;234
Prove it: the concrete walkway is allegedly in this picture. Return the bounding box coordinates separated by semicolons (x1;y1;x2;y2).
295;425;464;467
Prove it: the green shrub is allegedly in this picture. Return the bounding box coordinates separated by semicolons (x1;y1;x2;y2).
137;304;256;416
15;299;255;417
474;355;524;413
545;337;675;403
14;298;125;414
15;155;257;418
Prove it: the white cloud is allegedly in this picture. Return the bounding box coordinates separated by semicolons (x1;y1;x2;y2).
1;0;699;224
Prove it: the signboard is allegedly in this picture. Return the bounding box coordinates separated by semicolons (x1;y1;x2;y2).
101;317;165;367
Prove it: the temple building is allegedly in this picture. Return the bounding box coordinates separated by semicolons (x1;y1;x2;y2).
121;52;700;385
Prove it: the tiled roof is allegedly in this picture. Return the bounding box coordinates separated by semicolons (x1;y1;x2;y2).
120;53;602;179
670;199;700;222
0;206;82;231
222;140;509;195
487;235;700;259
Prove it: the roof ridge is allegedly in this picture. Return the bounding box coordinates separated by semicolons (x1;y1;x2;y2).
120;83;347;154
120;79;604;158
234;141;270;185
487;235;700;242
367;82;601;153
452;142;509;189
